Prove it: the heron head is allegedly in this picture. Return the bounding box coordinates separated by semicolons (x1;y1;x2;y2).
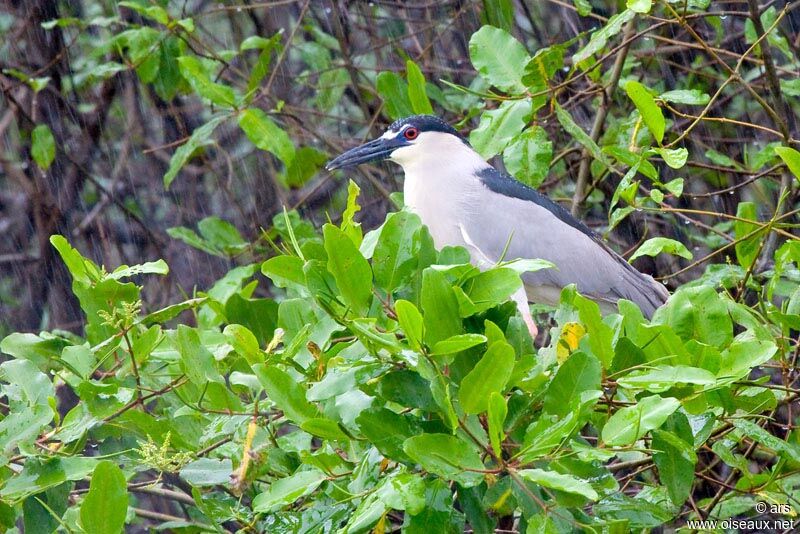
325;114;467;171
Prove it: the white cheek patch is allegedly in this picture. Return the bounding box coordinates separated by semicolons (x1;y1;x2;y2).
381;129;398;140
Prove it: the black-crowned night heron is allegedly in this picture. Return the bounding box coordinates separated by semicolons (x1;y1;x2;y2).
326;115;669;336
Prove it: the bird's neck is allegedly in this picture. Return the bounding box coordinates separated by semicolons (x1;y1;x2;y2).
396;142;490;248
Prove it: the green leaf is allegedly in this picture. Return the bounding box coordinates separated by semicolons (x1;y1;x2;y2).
431;334;487;355
732;419;800;461
31;124;56;170
626;0;652;13
555;104;614;171
238;108;295;166
341;179;362;245
376;71;414;120
223;324;263;366
652;429;696;506
543;351;600;417
406;60;433;114
625;81;665;144
177;55;237;107
469;25;531;93
80;461;128;534
253;364;319;424
403;434;485;487
323;224;373;315
175;325;224;385
462;268;522;315
252;470;326;513
107;260;168;280
660;89;710;106
395;299;424;351
617;365;716;393
775;146;800;182
163;115;226;189
629;237;692;263
734;202;761;270
459;340;515;414
373;211;423;292
261;255;306;289
572;10;634;65
653;286;732;348
487;392;507;458
655;147;688;169
601;395;681;446
470;99;532;159
421;268;462;346
503;126;553;188
517;468;598;500
180;458;233;486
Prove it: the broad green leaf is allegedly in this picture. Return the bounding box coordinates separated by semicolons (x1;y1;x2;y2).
734;202;761;270
0;359;54;406
80;461;128;534
470;99;531;159
431;334;487;356
660;89;710;106
176;325;224;385
223;324;262;366
629;237;692;263
49;235;99;285
253;364;319;424
775;146;800;182
652;429;696;506
315;67;348;112
421;268;462;346
31;124;56;170
107;260;168;280
238;108;295;166
356;407;419;463
655;147;688;169
180;458;233;486
376;71;414;120
572;10;634;65
503;126;553;188
625;81;665;144
462;268;522;315
261;255;306;289
459;340;515;414
406;60;433;114
469;25;531;93
627;0;652;13
300;418;349;441
733;419;800;461
395;299;424;350
323;224;372;315
177;56;237;107
543;351;600;417
373;211;423;292
341;179;362;245
601;395;680;446
487;392;507;458
164;115;225;189
555;104;613;171
617;365;716;393
717;337;777;381
653;286;732;348
403;434;485;487
252;470;326;512
517;468;598;500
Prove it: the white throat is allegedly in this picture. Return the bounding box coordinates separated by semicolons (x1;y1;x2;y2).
389;131;489;248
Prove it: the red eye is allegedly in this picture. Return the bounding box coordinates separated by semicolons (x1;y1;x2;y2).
403;127;419;140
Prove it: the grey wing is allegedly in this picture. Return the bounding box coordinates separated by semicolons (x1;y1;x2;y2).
460;193;669;318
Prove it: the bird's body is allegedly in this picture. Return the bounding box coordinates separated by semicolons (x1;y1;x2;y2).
326;115;669;332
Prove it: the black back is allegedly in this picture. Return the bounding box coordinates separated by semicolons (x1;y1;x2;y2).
477;167;598;240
